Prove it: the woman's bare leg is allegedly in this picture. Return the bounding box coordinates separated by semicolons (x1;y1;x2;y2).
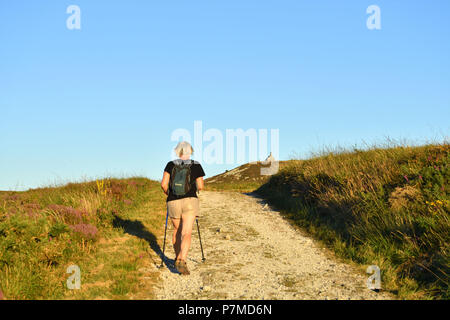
171;218;182;260
179;214;196;261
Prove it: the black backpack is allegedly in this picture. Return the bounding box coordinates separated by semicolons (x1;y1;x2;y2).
170;160;194;196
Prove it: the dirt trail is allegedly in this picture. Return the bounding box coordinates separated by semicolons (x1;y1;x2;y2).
154;191;394;300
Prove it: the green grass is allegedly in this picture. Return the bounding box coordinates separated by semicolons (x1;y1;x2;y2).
207;143;449;300
0;177;166;300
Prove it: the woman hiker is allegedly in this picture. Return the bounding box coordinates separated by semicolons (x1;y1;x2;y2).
161;141;205;275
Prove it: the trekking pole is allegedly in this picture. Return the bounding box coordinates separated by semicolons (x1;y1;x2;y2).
196;218;206;261
160;208;169;268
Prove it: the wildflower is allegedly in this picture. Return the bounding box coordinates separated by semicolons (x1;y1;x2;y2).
69;224;98;240
24;203;41;211
6;194;20;201
48;204;86;225
403;175;409;182
418;175;422;180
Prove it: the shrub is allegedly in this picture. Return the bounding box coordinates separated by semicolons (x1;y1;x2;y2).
47;204;86;225
49;222;69;238
69;223;99;241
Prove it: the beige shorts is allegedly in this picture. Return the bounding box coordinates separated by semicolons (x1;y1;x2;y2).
167;197;200;219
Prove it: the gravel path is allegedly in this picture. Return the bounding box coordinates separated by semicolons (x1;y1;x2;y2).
154;191;394;300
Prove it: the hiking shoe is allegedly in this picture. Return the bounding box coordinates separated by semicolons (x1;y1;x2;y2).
176;260;190;275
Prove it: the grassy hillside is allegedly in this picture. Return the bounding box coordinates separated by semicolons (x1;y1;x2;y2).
2;145;448;300
207;144;449;299
0;177;166;300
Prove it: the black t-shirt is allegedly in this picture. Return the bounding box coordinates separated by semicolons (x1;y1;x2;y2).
164;159;205;202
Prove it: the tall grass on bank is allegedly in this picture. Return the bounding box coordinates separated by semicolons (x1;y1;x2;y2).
0;177;165;300
257;144;449;299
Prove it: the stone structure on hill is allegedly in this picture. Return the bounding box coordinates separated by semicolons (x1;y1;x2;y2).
264;152;275;163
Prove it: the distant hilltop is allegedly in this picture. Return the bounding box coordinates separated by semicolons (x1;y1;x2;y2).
248;152;276;165
205;154;288;191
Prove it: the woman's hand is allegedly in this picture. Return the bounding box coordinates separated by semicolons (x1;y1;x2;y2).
161;172;170;195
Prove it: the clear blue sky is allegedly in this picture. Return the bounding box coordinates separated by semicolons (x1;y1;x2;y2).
1;1;449;190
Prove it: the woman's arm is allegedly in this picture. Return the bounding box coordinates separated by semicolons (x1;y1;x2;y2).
196;176;204;191
161;171;170;195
